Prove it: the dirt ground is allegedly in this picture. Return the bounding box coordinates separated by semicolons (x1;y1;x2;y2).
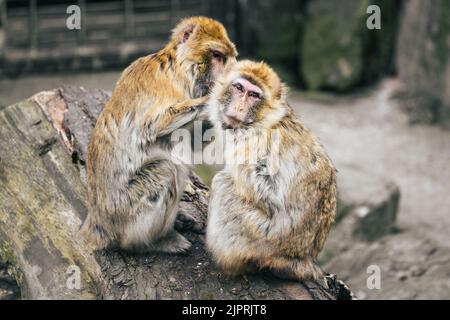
289;80;450;299
291;80;450;247
1;73;449;299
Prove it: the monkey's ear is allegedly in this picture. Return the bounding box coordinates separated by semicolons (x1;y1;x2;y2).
181;24;196;43
172;22;197;44
276;83;289;101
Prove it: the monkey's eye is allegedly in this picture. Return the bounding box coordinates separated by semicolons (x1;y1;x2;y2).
233;83;244;92
248;91;261;99
212;50;226;63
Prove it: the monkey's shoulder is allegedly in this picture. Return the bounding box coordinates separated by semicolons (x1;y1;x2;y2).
114;52;182;96
277;117;335;170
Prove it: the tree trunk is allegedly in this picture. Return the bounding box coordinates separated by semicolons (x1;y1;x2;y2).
0;86;353;300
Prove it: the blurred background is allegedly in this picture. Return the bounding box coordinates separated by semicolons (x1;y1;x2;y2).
0;0;449;300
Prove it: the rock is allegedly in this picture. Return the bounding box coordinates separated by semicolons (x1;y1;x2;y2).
396;271;408;281
300;0;366;91
396;0;450;128
324;232;450;299
239;0;305;84
320;164;400;262
409;265;426;278
300;0;401;91
336;165;400;241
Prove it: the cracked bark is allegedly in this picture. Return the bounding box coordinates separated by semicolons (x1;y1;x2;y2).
0;86;353;300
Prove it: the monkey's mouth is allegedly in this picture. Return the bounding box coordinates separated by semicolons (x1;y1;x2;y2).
221;121;235;130
221;115;242;130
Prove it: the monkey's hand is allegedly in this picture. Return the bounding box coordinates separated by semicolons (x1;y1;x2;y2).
147;96;209;138
168;96;208;115
195;98;211;122
242;170;296;240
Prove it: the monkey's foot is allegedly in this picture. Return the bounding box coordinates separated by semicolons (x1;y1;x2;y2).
175;211;205;234
151;231;191;254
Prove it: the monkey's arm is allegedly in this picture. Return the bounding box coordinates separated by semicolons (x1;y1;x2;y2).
144;96;208;138
241;165;299;239
250;158;287;218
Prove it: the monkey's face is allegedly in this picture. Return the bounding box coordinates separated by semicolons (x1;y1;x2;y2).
210;60;288;131
218;77;264;130
172;17;237;98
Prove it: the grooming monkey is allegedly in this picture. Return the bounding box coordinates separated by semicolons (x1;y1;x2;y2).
83;17;237;253
206;60;337;280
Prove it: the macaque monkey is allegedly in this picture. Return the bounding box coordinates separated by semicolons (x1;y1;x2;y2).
206;60;337;280
83;17;237;253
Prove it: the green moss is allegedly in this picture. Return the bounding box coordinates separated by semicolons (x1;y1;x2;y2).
248;0;304;84
301;0;369;91
0;243;16;266
199;290;215;300
0;241;23;290
301;0;401;91
194;165;217;187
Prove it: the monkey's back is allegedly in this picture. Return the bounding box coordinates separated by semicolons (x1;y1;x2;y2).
276;115;337;258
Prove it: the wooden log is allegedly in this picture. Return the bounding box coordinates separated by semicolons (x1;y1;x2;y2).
0;86;353;300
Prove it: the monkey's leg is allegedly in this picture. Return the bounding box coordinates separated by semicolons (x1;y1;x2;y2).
146;230;191;254
207;173;261;275
175;211;205;234
120;158;191;253
80;213;112;250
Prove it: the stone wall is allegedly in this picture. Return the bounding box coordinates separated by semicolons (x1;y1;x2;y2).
245;0;450;128
396;0;450;128
299;0;401;91
238;0;306;84
239;0;401;90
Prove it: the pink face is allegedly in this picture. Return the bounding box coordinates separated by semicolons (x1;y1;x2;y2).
221;77;263;129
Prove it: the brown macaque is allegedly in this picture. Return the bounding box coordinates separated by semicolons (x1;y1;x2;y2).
206;60;337;280
83;17;237;253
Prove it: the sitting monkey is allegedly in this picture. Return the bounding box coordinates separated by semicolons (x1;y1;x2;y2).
206;60;337;280
83;17;237;253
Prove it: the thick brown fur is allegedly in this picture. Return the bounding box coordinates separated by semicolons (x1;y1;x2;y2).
83;17;237;253
206;60;336;280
